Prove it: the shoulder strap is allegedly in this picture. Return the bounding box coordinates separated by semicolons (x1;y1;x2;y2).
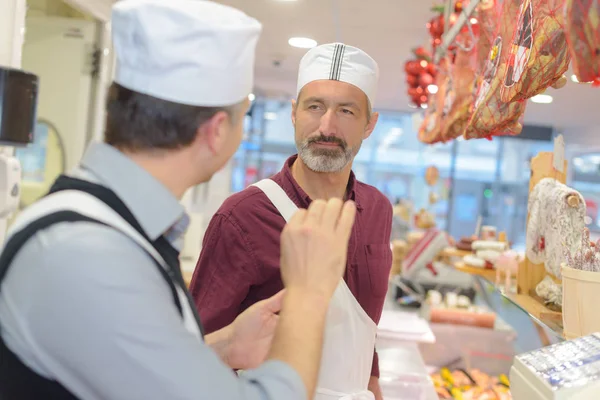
0;211;108;287
4;178;203;338
252;179;299;223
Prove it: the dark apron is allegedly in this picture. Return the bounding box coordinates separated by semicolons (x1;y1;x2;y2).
0;175;204;399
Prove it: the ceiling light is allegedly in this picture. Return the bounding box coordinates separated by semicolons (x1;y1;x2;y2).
530;94;553;104
571;74;593;84
428;84;438;94
248;93;255;102
288;37;317;49
264;112;277;120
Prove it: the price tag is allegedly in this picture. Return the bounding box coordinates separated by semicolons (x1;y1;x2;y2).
553;134;565;173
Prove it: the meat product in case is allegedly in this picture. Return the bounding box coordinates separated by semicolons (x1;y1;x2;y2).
465;0;526;139
565;0;600;85
500;0;571;102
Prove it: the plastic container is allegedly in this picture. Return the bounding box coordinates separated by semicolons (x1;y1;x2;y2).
562;263;600;339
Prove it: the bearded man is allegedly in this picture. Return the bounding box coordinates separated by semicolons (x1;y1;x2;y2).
190;43;393;400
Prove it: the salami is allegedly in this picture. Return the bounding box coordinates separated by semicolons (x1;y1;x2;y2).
500;0;571;102
565;0;600;85
465;0;526;140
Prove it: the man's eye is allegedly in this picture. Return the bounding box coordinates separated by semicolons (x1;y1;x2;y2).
342;109;354;115
308;104;320;110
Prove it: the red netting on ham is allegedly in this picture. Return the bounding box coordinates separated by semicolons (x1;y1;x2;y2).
441;32;477;141
565;0;600;85
475;0;501;74
419;60;449;144
465;0;526;140
500;0;570;102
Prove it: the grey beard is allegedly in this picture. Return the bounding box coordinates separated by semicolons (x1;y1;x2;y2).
297;141;360;173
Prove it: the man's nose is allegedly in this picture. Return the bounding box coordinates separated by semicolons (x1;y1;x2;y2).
318;109;338;136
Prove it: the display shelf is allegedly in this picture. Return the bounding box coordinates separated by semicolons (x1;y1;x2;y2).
502;292;564;339
453;261;497;282
439;246;473;259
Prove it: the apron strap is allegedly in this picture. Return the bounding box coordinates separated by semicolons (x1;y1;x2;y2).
252;179;299;223
48;175;204;338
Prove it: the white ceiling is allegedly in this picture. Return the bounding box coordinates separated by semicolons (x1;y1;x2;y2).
214;0;600;131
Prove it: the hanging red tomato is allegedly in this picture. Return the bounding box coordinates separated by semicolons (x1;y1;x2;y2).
406;74;419;87
427;15;445;39
405;60;425;75
414;46;429;59
408;87;425;97
419;73;434;87
427;63;437;76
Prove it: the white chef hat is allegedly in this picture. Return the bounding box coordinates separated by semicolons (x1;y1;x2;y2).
111;0;262;107
297;43;379;106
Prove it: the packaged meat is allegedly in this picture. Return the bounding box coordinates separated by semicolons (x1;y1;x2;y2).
565;0;600;85
465;0;526;139
442;32;477;141
501;0;571;102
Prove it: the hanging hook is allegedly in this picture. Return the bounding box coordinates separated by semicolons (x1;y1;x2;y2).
455;9;478;52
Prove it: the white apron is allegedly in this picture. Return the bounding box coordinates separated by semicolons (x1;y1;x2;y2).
252;179;377;400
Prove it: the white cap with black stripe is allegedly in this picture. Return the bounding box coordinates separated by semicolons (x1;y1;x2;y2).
296;42;379;107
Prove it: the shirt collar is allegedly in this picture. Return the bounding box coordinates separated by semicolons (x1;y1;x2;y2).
77;142;188;241
280;155;363;211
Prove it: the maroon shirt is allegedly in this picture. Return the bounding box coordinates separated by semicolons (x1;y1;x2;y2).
190;155;393;377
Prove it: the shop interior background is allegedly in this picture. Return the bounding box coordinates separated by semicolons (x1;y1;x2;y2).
4;0;600;255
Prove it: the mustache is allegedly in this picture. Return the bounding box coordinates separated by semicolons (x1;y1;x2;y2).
306;135;347;149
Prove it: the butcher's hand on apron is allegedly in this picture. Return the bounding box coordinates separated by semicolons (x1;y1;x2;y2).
316;388;375;400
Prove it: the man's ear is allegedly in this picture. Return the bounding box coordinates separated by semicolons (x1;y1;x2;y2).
291;98;297;125
364;111;379;140
198;111;229;154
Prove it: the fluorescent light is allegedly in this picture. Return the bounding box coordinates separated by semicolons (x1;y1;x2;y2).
288;37;317;49
428;84;438;94
530;94;553;104
573;157;584;167
264;112;277;120
248;93;256;102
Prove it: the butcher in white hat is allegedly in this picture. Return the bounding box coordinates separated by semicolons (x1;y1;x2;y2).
0;1;357;399
193;43;393;400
